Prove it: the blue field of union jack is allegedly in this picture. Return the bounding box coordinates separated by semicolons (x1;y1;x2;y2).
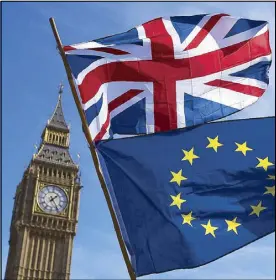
64;14;272;141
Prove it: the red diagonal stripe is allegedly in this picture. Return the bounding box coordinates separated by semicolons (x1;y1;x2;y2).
63;45;76;51
108;89;144;112
91;47;130;55
184;14;228;51
206;79;265;97
94;113;111;142
64;46;129;55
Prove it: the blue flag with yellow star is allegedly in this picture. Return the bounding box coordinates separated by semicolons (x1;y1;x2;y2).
96;117;275;277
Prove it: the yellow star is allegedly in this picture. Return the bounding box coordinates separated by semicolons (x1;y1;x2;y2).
249;201;267;217
225;217;241;234
170;169;187;186
182;147;199;165
201;220;218;238
256;157;274;171
170;193;186;210
182;211;196;226
206;136;223;152
267;175;275;180
264;186;275;197
235;142;253;156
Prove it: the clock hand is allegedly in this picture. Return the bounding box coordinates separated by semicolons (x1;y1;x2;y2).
49;196;59;211
49;195;58;202
49;196;56;208
52;197;59;211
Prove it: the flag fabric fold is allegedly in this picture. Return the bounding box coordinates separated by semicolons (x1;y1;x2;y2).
64;14;271;141
96;117;275;276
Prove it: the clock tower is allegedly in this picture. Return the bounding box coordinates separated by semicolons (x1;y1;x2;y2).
5;86;81;280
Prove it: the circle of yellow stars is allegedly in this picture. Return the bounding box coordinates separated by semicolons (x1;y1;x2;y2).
169;136;274;238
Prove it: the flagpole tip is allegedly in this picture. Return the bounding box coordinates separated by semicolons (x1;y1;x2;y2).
49;17;56;26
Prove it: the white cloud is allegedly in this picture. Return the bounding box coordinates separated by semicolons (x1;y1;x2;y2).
71;229;129;279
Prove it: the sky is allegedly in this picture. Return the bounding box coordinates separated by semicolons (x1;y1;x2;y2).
2;1;275;279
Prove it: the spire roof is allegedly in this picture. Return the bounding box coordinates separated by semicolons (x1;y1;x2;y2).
34;143;77;169
47;86;69;132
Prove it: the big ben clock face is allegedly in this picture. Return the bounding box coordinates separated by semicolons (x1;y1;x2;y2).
37;185;68;214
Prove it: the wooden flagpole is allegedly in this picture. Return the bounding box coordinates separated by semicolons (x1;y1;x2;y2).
49;17;136;280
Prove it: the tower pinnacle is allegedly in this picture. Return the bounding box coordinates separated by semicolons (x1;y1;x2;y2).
59;82;64;95
47;85;69;132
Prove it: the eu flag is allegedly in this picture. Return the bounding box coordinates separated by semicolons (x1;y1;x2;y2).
96;117;275;277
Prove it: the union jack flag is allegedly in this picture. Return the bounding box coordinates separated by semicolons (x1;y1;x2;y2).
64;14;271;141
